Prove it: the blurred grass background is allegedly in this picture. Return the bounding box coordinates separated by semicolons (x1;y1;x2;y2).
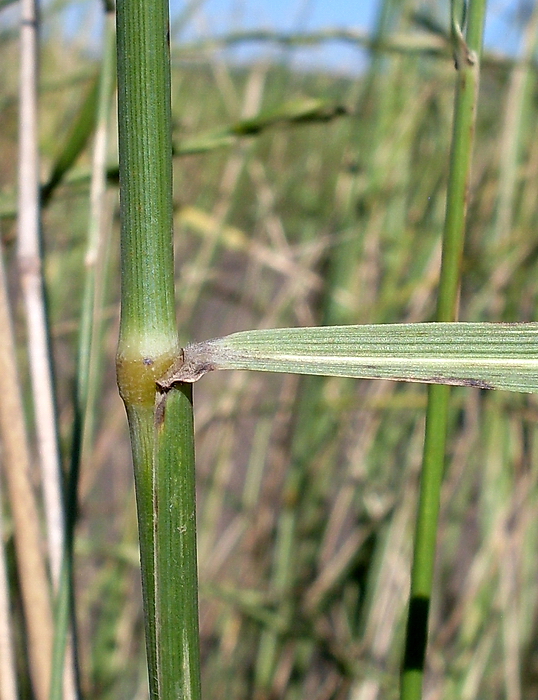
2;1;538;699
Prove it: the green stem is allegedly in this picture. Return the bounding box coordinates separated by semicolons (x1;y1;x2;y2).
115;0;201;697
401;2;487;698
115;0;177;352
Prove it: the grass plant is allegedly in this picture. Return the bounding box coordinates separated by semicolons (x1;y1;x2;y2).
3;1;538;698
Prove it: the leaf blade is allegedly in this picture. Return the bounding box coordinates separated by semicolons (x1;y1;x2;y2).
159;323;538;393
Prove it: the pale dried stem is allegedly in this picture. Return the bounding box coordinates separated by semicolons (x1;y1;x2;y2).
0;248;53;700
18;2;79;697
17;0;64;592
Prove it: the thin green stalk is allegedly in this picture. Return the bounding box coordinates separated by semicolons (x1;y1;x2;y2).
115;0;201;698
401;2;487;699
76;14;116;426
49;13;116;700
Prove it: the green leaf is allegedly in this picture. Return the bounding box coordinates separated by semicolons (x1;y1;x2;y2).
176;98;348;155
157;323;538;394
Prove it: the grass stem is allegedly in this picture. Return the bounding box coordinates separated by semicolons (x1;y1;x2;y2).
18;0;65;595
115;0;202;696
401;2;487;698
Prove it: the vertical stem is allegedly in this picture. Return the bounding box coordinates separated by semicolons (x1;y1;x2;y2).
77;12;116;432
18;0;65;594
115;1;202;697
0;248;53;700
401;2;487;699
154;386;201;697
17;0;63;696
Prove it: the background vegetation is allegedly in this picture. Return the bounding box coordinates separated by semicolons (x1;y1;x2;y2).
2;1;538;699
